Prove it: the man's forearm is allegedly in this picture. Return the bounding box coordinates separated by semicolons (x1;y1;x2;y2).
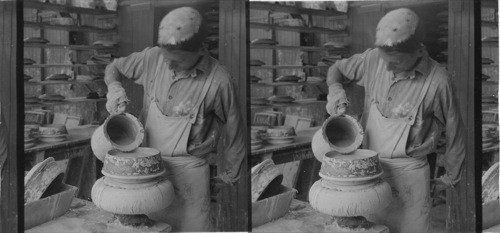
104;62;123;85
326;63;345;86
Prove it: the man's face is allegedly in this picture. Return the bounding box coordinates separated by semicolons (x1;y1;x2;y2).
378;48;423;74
159;47;202;72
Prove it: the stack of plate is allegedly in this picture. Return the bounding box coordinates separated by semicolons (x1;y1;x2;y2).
38;124;68;143
24;125;39;149
24;37;49;44
251;38;278;45
250;59;266;66
482;123;499;149
275;75;301;82
266;126;296;145
251;139;263;151
49;17;75;26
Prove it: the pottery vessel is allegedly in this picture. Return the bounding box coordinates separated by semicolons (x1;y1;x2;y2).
321;114;363;154
267;125;296;138
91;113;145;161
311;129;332;162
91;176;174;215
38;124;67;136
320;149;382;179
309;178;392;217
102;147;164;177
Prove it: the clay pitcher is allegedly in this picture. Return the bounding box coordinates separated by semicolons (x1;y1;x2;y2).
91;113;145;161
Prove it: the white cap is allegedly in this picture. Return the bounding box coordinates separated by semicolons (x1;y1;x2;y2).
158;7;202;45
375;8;420;47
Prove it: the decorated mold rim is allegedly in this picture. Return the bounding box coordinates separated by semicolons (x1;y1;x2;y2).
321;114;364;154
103;113;145;152
102;169;166;182
251;159;283;202
24;157;65;203
106;147;160;158
319;170;383;182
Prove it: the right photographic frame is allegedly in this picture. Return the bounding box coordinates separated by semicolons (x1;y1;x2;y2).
248;0;498;232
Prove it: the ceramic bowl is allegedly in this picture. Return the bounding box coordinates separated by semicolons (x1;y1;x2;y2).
267;125;296;138
38;124;68;136
102;147;164;178
319;149;382;179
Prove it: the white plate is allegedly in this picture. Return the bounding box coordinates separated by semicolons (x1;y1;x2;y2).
267;138;294;145
266;135;295;140
39;136;67;143
38;134;68;138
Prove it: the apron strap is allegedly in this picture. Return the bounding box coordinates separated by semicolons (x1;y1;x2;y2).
407;62;439;125
188;60;219;124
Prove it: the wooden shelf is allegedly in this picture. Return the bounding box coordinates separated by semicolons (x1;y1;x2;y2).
482;0;498;8
24;43;117;50
251;81;326;87
25;97;106;107
251;65;329;70
24;21;116;33
250;44;348;53
24;63;106;68
25;80;104;85
24;1;116;15
249;2;347;18
482;64;499;68
482;41;499;47
250;98;326;110
250;22;348;37
482;21;498;28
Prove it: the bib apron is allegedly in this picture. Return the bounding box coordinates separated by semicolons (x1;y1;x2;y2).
145;55;218;232
364;60;438;233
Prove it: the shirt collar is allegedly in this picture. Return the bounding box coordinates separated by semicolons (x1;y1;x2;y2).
172;55;211;80
390;50;432;81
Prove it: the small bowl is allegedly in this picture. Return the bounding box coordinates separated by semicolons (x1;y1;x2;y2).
267;126;296;138
38;124;68;136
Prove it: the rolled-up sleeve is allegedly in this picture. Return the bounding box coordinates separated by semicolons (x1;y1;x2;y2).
214;75;246;184
111;47;155;85
334;48;372;85
434;75;466;185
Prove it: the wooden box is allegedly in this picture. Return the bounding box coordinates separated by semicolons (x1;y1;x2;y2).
252;185;297;227
24;184;78;230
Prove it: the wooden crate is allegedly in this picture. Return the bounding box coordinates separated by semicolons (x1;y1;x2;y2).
252;185;297;227
24;184;78;230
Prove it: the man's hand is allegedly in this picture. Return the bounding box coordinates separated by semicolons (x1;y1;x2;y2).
326;83;348;115
106;81;129;114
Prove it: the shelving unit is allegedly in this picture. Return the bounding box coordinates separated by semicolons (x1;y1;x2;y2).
23;1;117;122
249;2;348;116
480;0;499;170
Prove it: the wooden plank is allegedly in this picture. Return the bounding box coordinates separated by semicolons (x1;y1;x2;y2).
24;21;117;33
447;0;477;232
250;22;349;36
250;2;348;17
0;1;19;232
217;0;248;231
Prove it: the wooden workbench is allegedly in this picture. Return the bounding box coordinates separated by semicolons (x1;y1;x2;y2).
26;198;171;233
24;125;99;200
